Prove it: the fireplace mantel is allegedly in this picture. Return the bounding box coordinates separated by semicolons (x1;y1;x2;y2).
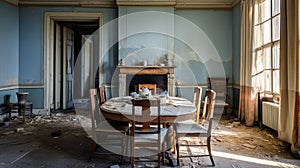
118;66;175;96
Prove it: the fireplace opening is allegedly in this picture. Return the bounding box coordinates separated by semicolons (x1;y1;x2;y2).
127;75;167;95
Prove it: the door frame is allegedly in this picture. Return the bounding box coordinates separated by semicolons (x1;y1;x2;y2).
44;12;103;112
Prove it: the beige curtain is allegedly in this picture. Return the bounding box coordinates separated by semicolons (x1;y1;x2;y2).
279;0;300;155
239;0;256;126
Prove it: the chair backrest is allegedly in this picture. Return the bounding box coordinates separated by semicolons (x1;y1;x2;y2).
89;89;99;135
138;84;157;95
98;86;106;105
201;89;216;135
131;99;161;132
193;87;203;124
208;77;228;100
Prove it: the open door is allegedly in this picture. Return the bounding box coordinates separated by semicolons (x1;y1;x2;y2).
73;35;94;99
54;23;62;109
82;35;94;98
63;26;74;109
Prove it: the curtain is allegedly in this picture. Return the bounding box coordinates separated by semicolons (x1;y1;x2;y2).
239;0;256;126
279;0;300;155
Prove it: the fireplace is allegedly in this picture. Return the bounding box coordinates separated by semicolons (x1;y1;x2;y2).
118;66;175;96
127;75;167;94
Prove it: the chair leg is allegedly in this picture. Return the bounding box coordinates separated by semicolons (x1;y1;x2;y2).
162;143;166;165
176;140;180;166
22;104;26;123
131;137;134;168
8;105;12;119
30;103;33;117
88;141;97;162
120;136;127;164
157;153;160;168
207;136;215;166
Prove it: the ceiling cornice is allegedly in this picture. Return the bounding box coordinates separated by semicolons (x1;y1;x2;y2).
116;0;176;7
2;0;19;6
18;0;117;7
232;0;240;7
175;0;232;9
3;0;241;9
117;0;240;9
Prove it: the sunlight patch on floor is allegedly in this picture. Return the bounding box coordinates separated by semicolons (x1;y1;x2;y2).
212;129;239;136
213;151;297;168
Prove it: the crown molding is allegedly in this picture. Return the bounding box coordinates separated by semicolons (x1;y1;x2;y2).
18;0;117;7
2;0;19;6
3;0;240;8
232;0;240;7
117;0;176;6
175;0;237;9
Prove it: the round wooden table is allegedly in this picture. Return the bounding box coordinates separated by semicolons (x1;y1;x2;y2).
100;96;196;124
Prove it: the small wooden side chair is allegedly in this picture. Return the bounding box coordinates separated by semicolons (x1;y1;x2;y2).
10;92;33;123
174;89;216;166
130;99;167;168
208;77;231;119
89;89;128;164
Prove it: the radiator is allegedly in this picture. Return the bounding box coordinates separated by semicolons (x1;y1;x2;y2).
262;102;280;131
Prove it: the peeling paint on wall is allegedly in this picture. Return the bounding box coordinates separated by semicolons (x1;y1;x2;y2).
5;79;18;85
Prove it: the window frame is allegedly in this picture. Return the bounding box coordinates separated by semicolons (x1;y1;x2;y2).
252;0;280;99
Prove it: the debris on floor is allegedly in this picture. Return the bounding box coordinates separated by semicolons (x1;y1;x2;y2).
0;113;299;168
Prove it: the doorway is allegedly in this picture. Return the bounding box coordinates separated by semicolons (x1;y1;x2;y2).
44;12;103;112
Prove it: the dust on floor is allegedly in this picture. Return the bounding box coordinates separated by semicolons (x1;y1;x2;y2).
0;113;299;168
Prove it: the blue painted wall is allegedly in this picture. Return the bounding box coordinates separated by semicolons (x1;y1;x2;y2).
174;10;233;85
117;8;233;84
118;7;174;64
0;2;19;87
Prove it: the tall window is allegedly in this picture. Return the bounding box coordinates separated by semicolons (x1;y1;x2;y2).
252;0;280;99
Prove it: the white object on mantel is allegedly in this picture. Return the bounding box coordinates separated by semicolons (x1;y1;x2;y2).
166;52;174;66
140;86;151;97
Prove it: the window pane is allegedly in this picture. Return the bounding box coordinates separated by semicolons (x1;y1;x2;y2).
257;49;264;73
254;2;261;24
252;50;260;75
262;20;271;44
254;25;262;48
252;51;257;75
272;0;280;16
252;73;264;91
272;15;280;41
272;42;280;69
265;70;272;92
262;0;271;21
273;70;280;94
252;0;280;97
264;46;271;69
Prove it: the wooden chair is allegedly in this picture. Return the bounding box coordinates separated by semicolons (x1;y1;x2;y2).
174;89;216;166
208;77;231;119
138;83;157;95
193;87;203;124
130;99;167;168
171;87;202;154
98;86;107;105
89;89;128;164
